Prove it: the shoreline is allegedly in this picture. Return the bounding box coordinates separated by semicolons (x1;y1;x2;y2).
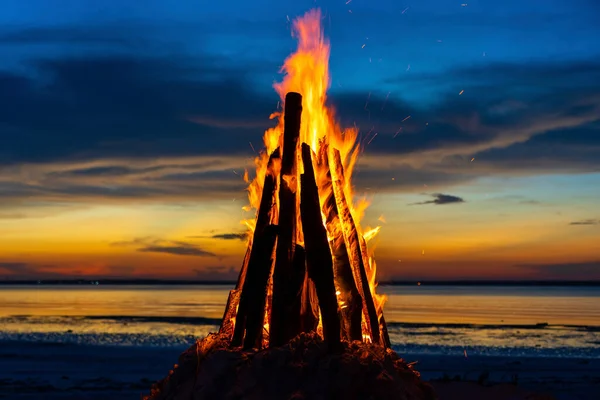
1;340;598;400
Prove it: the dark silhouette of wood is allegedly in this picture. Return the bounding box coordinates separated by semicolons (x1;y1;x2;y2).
270;92;302;347
231;148;280;348
281;244;308;339
358;235;391;348
219;289;240;337
300;143;341;351
380;315;391;348
318;145;362;341
331;148;380;345
300;271;319;333
219;244;251;334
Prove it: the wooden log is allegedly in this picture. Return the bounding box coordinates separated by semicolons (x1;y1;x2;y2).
331;148;381;345
270;92;302;347
319;147;363;341
231;148;280;348
281;244;309;338
218;289;240;337
358;236;391;348
300;143;341;350
300;271;319;333
218;244;251;334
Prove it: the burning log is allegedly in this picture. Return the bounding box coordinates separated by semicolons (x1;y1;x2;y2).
319;145;363;341
300;143;341;350
359;236;392;348
331;149;381;345
231;148;281;348
300;272;319;333
270;92;303;346
218;245;250;335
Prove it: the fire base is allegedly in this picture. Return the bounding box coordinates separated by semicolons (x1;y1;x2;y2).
145;332;437;400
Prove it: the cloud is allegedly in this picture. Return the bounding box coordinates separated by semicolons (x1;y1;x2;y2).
112;237;217;257
516;261;600;279
569;219;600;225
0;262;65;278
211;233;248;241
192;266;238;281
0;44;599;209
411;193;465;205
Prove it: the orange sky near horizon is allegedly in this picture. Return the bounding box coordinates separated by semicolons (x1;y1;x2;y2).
1;172;598;281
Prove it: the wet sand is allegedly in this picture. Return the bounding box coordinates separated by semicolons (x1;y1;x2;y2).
1;340;597;399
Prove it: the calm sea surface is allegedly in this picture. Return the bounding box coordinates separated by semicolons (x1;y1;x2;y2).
1;285;599;357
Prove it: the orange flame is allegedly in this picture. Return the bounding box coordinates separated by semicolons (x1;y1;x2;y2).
244;8;385;341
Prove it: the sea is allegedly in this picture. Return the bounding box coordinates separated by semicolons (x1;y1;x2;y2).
1;284;599;359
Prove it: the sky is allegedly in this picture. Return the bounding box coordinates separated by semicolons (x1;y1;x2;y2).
1;0;599;281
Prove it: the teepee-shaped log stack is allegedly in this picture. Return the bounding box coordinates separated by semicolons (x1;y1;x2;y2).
219;92;390;351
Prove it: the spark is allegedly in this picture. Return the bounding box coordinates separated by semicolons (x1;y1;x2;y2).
393;128;402;138
364;92;371;109
361;44;366;49
406;64;411;71
249;141;256;153
369;57;372;63
461;3;468;6
470;157;475;162
402;7;410;14
402;115;411;122
422;249;425;255
348;9;352;13
381;92;391;110
336;290;341;296
392;177;395;181
233;170;239;176
407;361;419;366
345;0;352;3
367;132;378;145
459;89;464;95
286;15;290;22
378;215;386;223
464;349;468;358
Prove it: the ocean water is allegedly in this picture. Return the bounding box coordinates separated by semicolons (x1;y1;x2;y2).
1;284;599;358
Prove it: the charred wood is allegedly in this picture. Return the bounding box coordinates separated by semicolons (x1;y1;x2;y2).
300;143;341;351
270;92;303;346
231;148;280;348
319;146;363;341
331;149;381;345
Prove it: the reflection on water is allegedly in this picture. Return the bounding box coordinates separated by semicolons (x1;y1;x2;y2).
2;284;599;325
1;285;599;357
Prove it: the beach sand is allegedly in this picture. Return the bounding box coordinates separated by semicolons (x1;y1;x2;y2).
1;340;597;399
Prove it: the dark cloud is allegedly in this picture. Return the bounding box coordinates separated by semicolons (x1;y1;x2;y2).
0;44;599;206
411;193;465;206
516;261;600;279
192;266;238;281
211;233;248;241
138;243;215;257
0;262;63;278
111;237;216;257
570;219;600;226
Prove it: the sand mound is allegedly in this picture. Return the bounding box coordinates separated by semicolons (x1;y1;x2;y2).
146;332;437;400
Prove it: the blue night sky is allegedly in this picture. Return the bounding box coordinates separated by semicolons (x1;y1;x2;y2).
0;0;599;280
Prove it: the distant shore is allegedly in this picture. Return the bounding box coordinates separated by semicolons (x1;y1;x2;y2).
2;279;600;286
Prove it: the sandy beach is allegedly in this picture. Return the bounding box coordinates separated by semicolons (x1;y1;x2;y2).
1;340;598;399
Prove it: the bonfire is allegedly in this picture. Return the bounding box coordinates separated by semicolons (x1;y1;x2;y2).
146;9;436;400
